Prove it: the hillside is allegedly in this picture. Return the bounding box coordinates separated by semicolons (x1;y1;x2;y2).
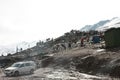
1;43;120;79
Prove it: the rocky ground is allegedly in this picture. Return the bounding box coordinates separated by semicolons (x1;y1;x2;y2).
1;44;120;80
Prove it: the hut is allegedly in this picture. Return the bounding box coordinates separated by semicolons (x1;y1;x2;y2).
105;28;120;48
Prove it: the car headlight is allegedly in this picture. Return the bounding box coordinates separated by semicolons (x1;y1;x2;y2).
5;69;14;73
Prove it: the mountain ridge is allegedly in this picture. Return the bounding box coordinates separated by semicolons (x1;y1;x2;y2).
80;17;120;31
0;41;37;56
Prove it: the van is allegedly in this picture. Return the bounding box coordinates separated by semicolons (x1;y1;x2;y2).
4;61;36;76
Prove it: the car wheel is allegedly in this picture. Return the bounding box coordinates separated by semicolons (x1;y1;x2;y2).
30;69;34;74
14;71;19;76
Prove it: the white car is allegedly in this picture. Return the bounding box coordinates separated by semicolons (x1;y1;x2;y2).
4;61;36;76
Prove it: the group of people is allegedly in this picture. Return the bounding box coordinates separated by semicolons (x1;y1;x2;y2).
52;42;72;52
52;34;104;53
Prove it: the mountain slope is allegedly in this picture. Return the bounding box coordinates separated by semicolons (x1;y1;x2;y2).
0;41;37;56
97;17;120;31
80;20;110;31
80;17;120;31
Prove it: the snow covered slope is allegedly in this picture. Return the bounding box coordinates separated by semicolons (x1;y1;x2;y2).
80;17;120;31
80;20;110;31
97;17;120;31
0;41;37;56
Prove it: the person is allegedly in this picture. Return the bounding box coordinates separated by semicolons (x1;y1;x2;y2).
81;37;84;47
61;43;66;50
68;42;71;49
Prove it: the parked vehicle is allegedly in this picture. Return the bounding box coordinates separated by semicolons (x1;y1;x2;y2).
4;61;36;76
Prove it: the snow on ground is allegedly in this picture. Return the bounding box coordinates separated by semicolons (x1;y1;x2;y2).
33;68;102;80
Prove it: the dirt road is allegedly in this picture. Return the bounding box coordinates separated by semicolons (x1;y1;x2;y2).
0;67;107;80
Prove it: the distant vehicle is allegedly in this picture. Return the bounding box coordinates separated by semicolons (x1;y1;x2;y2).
4;61;36;76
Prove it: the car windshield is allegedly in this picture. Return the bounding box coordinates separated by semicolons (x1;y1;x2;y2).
11;63;21;67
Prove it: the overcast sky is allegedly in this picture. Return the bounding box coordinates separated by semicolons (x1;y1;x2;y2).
0;0;120;45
